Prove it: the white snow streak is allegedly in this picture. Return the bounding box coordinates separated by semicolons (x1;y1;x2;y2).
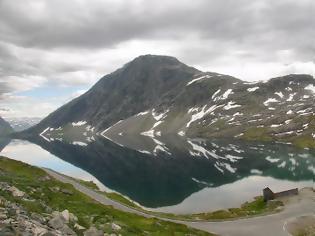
263;98;279;106
72;121;87;127
305;84;315;93
247;87;259;92
187;75;212;86
223;101;241;110
186;105;222;128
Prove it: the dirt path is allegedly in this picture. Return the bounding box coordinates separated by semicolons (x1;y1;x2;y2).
44;168;315;236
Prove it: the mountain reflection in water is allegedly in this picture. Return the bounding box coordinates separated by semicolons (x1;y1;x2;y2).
0;135;314;214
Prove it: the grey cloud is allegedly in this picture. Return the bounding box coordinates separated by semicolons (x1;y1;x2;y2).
0;81;12;94
0;0;314;117
0;0;314;87
0;0;313;61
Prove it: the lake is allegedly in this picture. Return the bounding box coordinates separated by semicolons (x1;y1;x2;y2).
0;135;314;214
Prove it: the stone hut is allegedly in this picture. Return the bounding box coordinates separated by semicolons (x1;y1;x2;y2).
263;187;298;202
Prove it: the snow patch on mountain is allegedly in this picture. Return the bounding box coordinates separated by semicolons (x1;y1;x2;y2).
221;89;233;100
72;141;88;147
275;92;284;98
221;163;236;173
263;98;279;106
72;121;87;127
186;75;212;86
212;89;221;99
287;110;293;115
305;84;315;93
247;87;259;92
233;112;243;116
141;130;155;138
186;105;223;128
152;137;171;155
271;124;282;128
286;93;296;102
223;101;241;110
39;127;51;142
141;109;169;137
225;154;243;162
152;109;169;121
136;111;149;116
250;169;263;175
266;156;280;163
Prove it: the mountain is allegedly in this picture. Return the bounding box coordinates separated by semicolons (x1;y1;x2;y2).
6;117;42;131
0;117;13;136
21;55;315;148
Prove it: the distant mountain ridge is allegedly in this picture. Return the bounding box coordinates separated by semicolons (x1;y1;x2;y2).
6;117;42;131
20;55;315;148
0;117;13;136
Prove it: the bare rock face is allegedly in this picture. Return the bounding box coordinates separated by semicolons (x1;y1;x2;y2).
0;183;25;198
74;223;86;230
8;186;25;198
111;223;122;231
83;226;104;236
48;215;65;230
61;209;70;223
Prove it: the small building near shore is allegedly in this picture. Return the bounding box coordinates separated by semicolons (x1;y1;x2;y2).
263;187;298;202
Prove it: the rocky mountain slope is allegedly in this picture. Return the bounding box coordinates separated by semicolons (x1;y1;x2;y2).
21;55;315;148
0;117;13;136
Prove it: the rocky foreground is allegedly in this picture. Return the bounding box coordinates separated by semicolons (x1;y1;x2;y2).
0;156;211;236
0;180;123;236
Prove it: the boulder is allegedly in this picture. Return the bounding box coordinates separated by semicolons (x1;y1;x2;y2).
61;210;70;223
8;186;25;197
48;215;65;230
83;227;103;236
0;225;18;236
39;175;51;181
60;224;77;236
49;186;60;193
69;212;78;223
74;223;86;230
31;213;47;224
111;223;121;231
42;232;58;236
31;225;48;236
61;188;73;195
0;213;7;220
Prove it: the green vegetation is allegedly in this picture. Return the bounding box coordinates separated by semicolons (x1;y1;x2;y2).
291;135;315;149
146;196;283;221
71;176;284;222
186;197;283;220
66;176;141;209
64;175;100;191
0;157;213;236
242;127;273;142
104;192;141;209
294;227;315;236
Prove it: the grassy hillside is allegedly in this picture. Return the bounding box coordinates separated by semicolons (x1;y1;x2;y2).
0;156;213;236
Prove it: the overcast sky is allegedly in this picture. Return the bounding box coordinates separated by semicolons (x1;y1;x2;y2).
0;0;314;118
